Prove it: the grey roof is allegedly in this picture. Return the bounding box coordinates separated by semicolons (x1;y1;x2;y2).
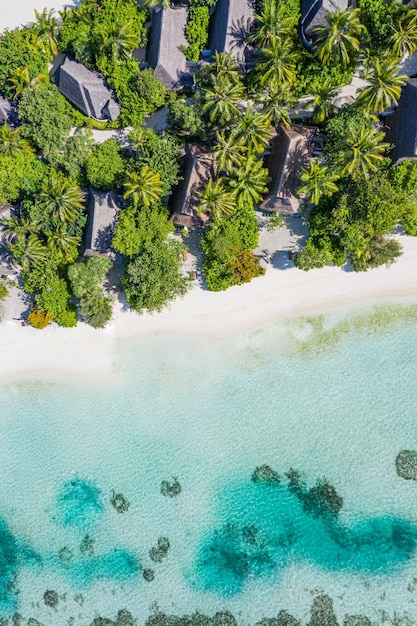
84;190;122;255
170;145;212;228
262;125;310;213
385;79;417;165
0;95;16;126
301;0;351;36
209;0;254;62
0;205;18;276
58;57;120;121
147;6;189;90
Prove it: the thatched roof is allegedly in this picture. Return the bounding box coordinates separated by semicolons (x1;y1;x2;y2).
147;6;190;90
170;145;213;229
209;0;254;62
0;95;16;126
261;125;310;213
301;0;351;36
385;79;417;165
0;204;18;276
84;190;122;255
58;57;120;121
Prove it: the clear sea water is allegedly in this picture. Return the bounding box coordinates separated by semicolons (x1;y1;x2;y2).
2;301;417;625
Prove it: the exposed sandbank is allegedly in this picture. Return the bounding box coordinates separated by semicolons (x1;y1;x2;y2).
1;233;417;385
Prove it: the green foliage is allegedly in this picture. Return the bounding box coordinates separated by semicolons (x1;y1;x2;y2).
113;204;174;257
86;139;126;190
27;307;53;329
166;100;204;138
18;84;73;157
80;292;113;328
67;256;112;300
227;250;265;285
128;130;181;196
35;273;77;327
0;150;47;203
202;205;260;291
358;0;398;54
122;238;189;313
183;5;210;62
134;68;167;113
0;27;49;100
266;213;284;232
0;282;8;302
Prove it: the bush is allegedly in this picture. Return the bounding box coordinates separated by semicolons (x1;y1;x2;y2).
0;151;47;203
134;68;167;114
86;139;126;190
68;256;112;300
128;131;181;196
27;308;53;329
0;27;49;100
166;100;204;137
183;5;210;62
18;84;73;157
227;250;265;285
80;292;113;328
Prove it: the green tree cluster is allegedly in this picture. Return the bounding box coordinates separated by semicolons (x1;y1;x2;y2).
86;139;126;190
183;4;210;63
68;256;113;328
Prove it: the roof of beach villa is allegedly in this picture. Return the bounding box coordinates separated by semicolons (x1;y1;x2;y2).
261;125;311;214
0;204;18;277
209;0;255;62
0;95;16;126
84;189;122;256
301;0;352;37
385;79;417;165
170;145;213;229
57;56;120;122
147;6;189;91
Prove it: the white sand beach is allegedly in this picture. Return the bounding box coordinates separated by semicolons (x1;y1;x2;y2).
1;2;75;32
1;226;417;384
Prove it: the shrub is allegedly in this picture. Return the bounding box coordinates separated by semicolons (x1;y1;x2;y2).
183;5;210;62
80;292;113;328
27;308;53;329
0;27;49;100
86;139;125;190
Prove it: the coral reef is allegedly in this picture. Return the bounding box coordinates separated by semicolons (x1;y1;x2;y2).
257;611;301;626
251;465;280;485
43;589;59;608
396;450;417;480
110;491;130;514
80;535;95;556
145;611;237;626
143;568;155;582
161;478;182;498
149;537;170;563
308;595;338;626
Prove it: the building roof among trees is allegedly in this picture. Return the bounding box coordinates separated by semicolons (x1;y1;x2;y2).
84;189;122;256
209;0;254;62
0;205;18;276
58;56;120;121
0;95;16;126
261;125;310;213
170;145;213;229
301;0;351;36
147;6;190;91
385;79;417;165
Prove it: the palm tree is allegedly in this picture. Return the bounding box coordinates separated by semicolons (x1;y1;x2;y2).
39;176;84;224
297;161;339;205
213;132;246;172
97;20;138;64
248;0;293;48
231;106;272;155
390;9;417;59
357;58;407;115
46;229;79;262
80;292;113;329
256;37;298;88
340;125;389;179
228;157;270;209
8;66;48;100
312;8;365;65
30;8;60;56
3;216;40;246
197;178;236;223
144;0;172;8
202;75;244;127
0;125;34;156
261;81;297;129
9;233;47;272
207;52;240;85
305;79;338;124
123;167;163;208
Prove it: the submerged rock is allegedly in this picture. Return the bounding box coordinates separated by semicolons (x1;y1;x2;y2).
58;547;73;563
110;491;130;514
80;534;95;556
251;465;280;485
308;594;339;626
149;537;170;562
27;620;43;626
396;450;417;480
343;616;372;626
43;589;59;607
145;611;236;626
257;610;301;626
143;568;155;582
160;477;182;498
116;610;136;626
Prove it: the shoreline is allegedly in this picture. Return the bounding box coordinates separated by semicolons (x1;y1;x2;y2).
1;232;417;385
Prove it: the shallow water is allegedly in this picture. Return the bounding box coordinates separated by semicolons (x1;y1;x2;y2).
1;302;417;625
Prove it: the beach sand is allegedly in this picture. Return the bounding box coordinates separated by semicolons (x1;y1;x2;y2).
1;226;417;384
1;2;75;32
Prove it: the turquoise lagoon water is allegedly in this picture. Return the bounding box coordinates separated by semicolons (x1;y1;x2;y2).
1;302;417;624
